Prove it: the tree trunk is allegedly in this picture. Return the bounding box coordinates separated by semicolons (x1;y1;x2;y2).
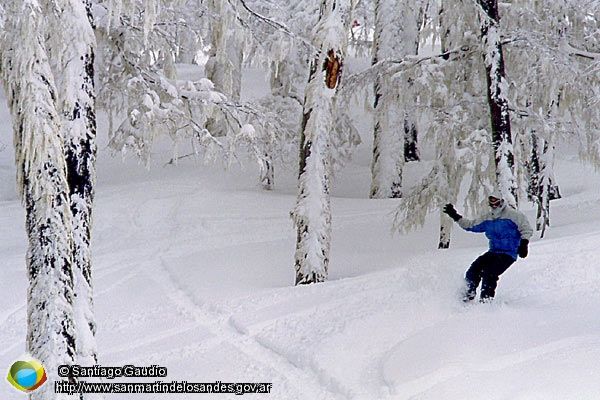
293;0;347;285
370;0;420;198
437;2;464;250
260;154;274;190
370;74;403;198
263;57;304;190
527;134;559;238
404;116;420;162
206;0;243;102
477;0;517;205
48;0;100;370
438;211;453;249
3;2;77;398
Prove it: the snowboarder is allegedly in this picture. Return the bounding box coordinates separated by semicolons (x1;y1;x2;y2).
443;191;533;302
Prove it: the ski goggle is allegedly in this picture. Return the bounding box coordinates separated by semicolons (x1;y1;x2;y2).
488;196;503;208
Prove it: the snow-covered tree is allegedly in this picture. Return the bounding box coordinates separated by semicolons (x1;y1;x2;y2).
390;0;493;247
391;0;600;244
94;0;315;190
1;1;77;398
525;134;558;237
205;0;244;103
476;0;517;206
501;0;600;236
94;0;243;167
292;0;354;285
45;0;100;370
231;0;359;189
237;0;316;189
203;0;256;154
369;0;421;199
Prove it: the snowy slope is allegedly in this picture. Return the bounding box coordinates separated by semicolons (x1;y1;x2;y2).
2;79;600;399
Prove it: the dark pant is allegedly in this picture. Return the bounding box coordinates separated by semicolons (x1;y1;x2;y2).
464;252;516;300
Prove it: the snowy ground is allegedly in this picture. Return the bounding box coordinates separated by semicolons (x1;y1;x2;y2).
2;74;600;399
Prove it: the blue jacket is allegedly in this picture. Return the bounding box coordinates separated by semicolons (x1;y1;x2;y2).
458;203;533;259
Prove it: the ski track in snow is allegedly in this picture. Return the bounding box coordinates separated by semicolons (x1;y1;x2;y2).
156;256;350;400
381;317;600;399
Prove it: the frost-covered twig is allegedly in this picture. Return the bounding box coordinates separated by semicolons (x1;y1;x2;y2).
229;0;317;53
343;43;477;92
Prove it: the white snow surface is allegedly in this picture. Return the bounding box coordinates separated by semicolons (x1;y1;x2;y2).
2;70;600;399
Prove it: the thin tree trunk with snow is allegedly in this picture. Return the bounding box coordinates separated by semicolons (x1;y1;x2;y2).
293;0;348;285
370;0;420;199
527;134;559;238
2;2;77;398
477;0;517;205
436;0;469;249
370;0;402;199
46;0;99;370
438;212;453;249
204;0;244;144
404;116;419;162
260;154;274;190
262;57;304;190
206;0;243;103
404;3;425;164
371;74;403;198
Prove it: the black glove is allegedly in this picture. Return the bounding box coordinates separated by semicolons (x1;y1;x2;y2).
443;204;462;222
518;239;529;258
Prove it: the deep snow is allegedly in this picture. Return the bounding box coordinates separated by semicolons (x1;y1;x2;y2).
2;66;600;399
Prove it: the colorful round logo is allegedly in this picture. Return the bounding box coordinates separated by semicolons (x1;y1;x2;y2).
6;354;47;393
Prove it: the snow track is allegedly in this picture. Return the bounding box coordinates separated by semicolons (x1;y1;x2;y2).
157;256;349;399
